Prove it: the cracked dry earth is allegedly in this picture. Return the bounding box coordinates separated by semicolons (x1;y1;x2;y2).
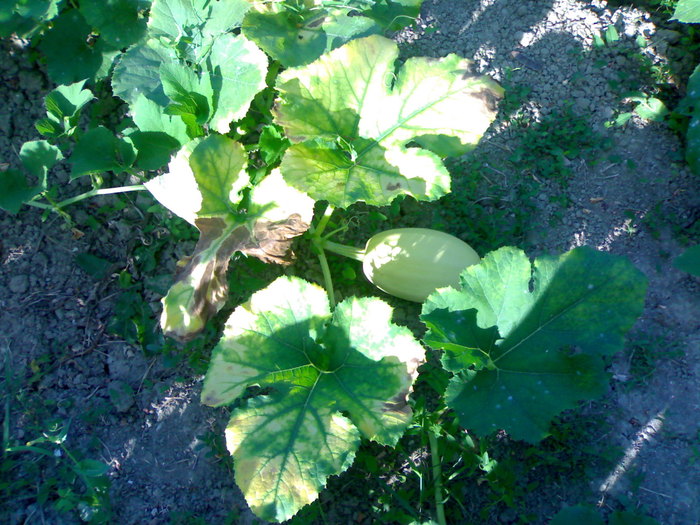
2;0;700;524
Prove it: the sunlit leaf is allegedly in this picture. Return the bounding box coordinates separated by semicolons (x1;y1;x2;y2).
274;35;502;208
201;276;424;521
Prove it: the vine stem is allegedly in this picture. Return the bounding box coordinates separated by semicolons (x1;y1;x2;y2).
310;204;337;307
26;184;147;211
429;431;447;525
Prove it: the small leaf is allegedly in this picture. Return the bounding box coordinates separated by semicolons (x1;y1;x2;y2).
75;252;114;280
74;459;110;478
69;126;137;178
202;276;425;521
0;169;42;214
631;96;668;121
43;80;95;126
19;140;63;187
674;245;700;277
258;124;290;165
421;246;647;443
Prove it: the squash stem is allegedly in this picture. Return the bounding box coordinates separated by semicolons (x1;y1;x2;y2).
323;240;365;262
429;430;447;525
314;239;336;307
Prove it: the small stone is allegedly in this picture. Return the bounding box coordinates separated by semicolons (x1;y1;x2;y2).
8;274;29;294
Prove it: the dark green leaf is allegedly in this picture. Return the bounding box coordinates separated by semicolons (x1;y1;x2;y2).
69;126;137;178
19;140;63;187
127;130;181;171
258;124;290;165
75;252;115;280
39;10;116;84
0;169;42;213
421;246;647;443
74;459;110;478
674;245;700;277
80;0;147;48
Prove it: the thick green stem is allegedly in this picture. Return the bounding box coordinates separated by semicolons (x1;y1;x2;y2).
315;244;336;307
429;431;447;525
26;184;147;211
310;204;337;306
323;240;366;262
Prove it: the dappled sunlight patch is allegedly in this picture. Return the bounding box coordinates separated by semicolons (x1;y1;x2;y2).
598;408;666;495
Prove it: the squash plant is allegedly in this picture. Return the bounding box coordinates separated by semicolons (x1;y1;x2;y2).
1;0;648;522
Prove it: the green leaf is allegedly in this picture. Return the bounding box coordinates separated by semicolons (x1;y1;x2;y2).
205;34;268;134
39;10;118;84
36;80;95;138
242;5;379;68
130;94;190;145
80;0;148;48
201;276;424;521
148;0;250;43
112;39;177;107
421;246;647;443
550;505;604;525
145;136;314;340
627;94;668;121
19;140;63;187
672;0;700;23
44;80;95;122
364;0;423;31
75;253;114;280
674;244;700;277
160;61;213;125
69;126;137;178
126;130;181;171
242;0;423;67
0;0;61;37
258;124;290;165
74;459;110;478
0;169;42;214
274;35;503;208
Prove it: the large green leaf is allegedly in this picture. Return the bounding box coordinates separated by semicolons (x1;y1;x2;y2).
145;135;314;340
274;35;503;208
80;0;149;49
421;246;647;443
39;10;119;84
672;0;700;23
201;276;424;522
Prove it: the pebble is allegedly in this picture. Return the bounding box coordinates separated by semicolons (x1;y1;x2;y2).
8;274;29;294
